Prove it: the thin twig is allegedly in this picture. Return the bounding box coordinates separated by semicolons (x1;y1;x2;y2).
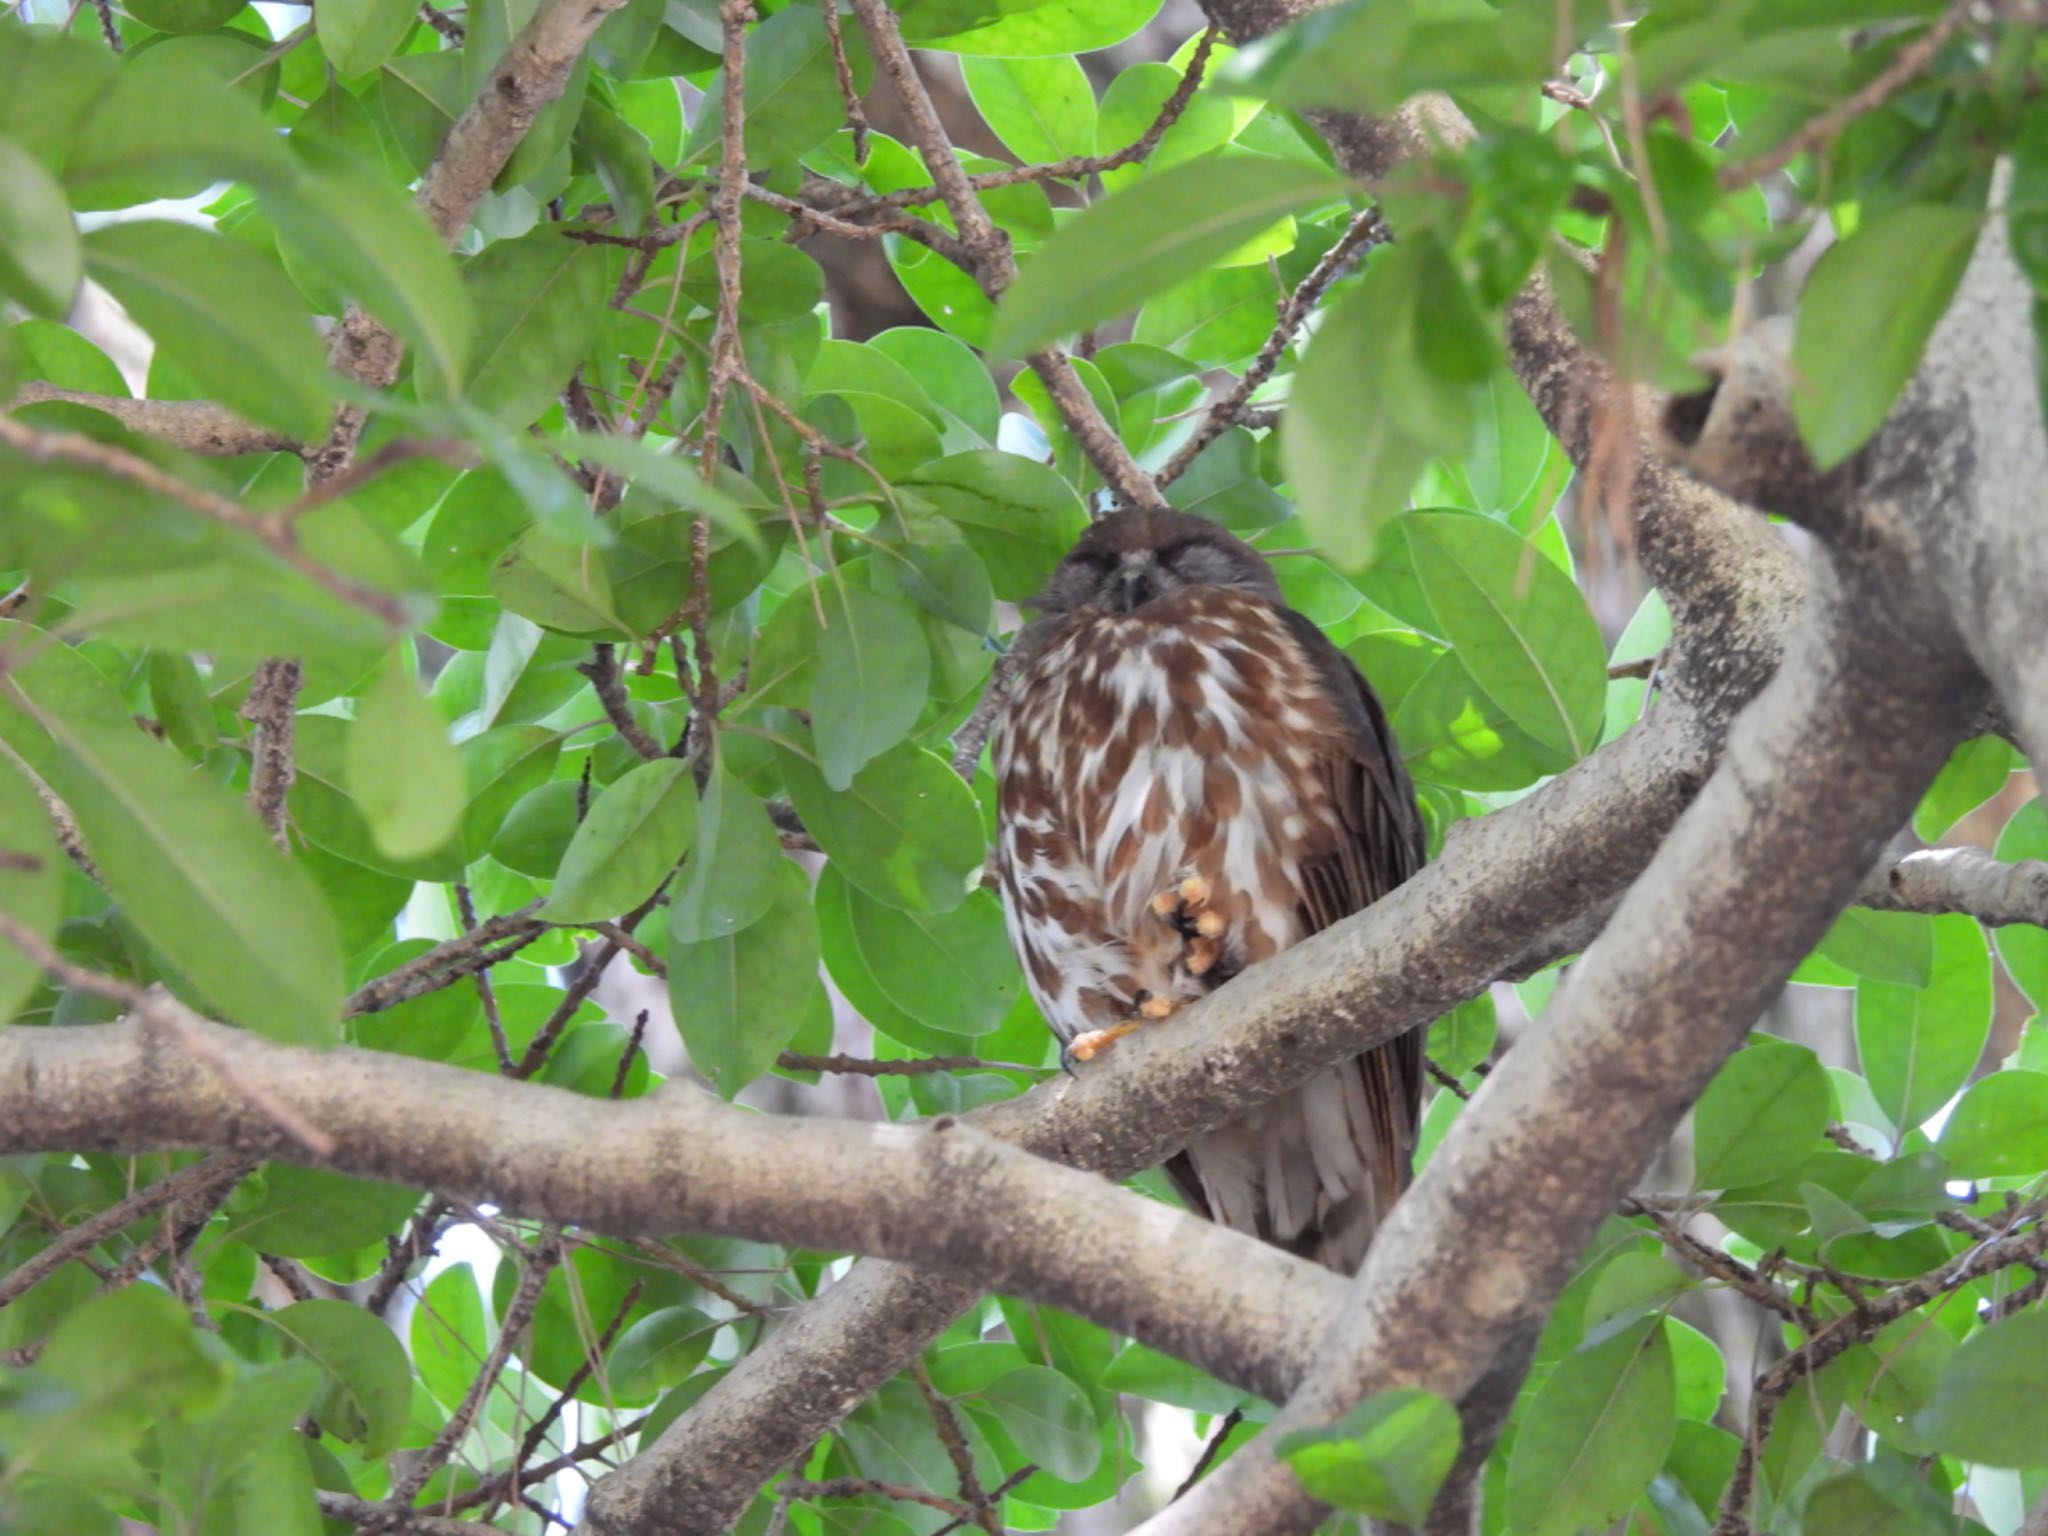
457;883;517;1074
241;658;303;852
1157;208;1386;490
0;414;407;627
1716;1;1972;191
776;1051;1048;1077
913;1360;1001;1536
820;0;867;163
0;1152;249;1310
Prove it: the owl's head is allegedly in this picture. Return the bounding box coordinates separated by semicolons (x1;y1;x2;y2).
1031;508;1282;616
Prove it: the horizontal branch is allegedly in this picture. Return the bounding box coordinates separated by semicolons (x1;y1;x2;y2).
0;1011;1343;1404
10;384;299;457
1863;847;2048;927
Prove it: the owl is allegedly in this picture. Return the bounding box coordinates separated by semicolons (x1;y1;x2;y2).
991;508;1425;1274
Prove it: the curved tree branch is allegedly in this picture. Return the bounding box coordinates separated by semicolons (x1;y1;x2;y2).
0;1007;1344;1401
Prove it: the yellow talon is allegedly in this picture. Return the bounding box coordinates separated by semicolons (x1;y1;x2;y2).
1194;908;1226;939
1139;994;1175;1019
1178;875;1211;907
1069;1021;1145;1061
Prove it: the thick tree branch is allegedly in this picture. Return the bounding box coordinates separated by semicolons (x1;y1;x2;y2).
1140;551;1982;1536
0;1012;1345;1404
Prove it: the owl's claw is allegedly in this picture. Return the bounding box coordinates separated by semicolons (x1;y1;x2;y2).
1063;994;1176;1070
1151;875;1224;938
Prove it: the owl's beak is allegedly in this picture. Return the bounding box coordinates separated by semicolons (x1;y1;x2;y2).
1114;552;1157;612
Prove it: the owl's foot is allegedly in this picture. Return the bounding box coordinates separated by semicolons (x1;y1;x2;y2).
1150;875;1226;941
1064;994;1175;1068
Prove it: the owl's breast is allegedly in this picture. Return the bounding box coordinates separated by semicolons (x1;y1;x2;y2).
993;587;1350;1020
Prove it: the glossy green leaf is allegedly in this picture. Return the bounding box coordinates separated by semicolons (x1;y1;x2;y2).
1374;511;1606;761
84;220;329;441
902;451;1090;602
1693;1036;1832;1190
21;698;345;1044
670;858;819;1097
544;755;697;923
349;653;465;862
1994;798;2048;1010
901;0;1159;57
1916;1311;2048;1468
411;1261;488;1410
1936;1070;2048;1178
0;137;79;318
1505;1319;1676;1536
779;740;985;914
443;228;612;429
962;54;1096;165
847;884;1020;1037
0;756;63;1024
1793;203;1982;469
1278;1388;1461;1525
683;2;869;168
669;760;781;943
991;154;1348;356
317;0;416;77
812;585;931;791
229;1166;422;1257
978;1365;1099;1482
39;1284;227;1417
1856;913;1993;1132
267;1299;410;1455
609;1305;717;1400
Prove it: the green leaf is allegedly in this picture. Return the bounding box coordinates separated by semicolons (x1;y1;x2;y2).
1374;511;1606;761
847;884;1020;1037
443;229;612;429
39;1285;227;1422
544;755;697;923
127;0;245;30
1505;1319;1676;1536
0;137;79;319
317;0;417;77
1913;735;2012;843
779;740;985;914
83;220;329;442
991;154;1348;356
349;652;465;862
1803;1464;1956;1536
264;144;472;392
492;529;630;638
0;756;63;1024
228;1166;421;1257
1426;994;1495;1077
962;54;1096;165
670;858;819;1097
608;1305;717;1400
1693;1036;1832;1190
1284;272;1427;569
267;1299;410;1455
1100;1342;1247;1415
1278;1388;1461;1525
13;693;344;1044
669;760;781;943
812;586;931;791
901;451;1089;603
978;1365;1099;1482
1855;913;1992;1132
1995;799;2048;1010
1916;1310;2048;1468
1936;1069;2048;1178
683;3;869;169
1816;907;1933;987
64;59;291;208
1793;203;1982;469
411;1262;488;1410
460;725;563;862
901;0;1159;57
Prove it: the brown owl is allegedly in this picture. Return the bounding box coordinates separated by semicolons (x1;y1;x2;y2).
991;508;1425;1274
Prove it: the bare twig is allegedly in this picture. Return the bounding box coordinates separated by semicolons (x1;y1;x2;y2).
1716;0;1973;192
241;658;303;851
776;1052;1046;1077
457;882;517;1074
0;413;406;627
819;0;868;164
0;1152;250;1310
1156;212;1385;489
